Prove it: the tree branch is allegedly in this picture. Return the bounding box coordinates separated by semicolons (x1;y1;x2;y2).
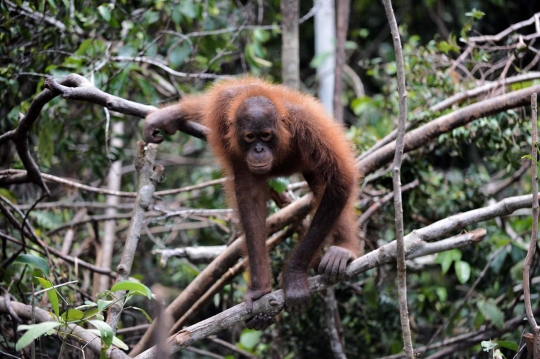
129;195;314;356
107;142;163;333
523;92;540;356
357;85;540;176
135;229;487;358
382;0;414;355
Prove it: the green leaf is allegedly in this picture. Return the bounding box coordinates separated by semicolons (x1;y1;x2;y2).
88;320;114;347
85;329;130;351
169;43;191;68
454;260;471;284
75;38;93;56
61;309;84;322
309;52;332;68
111;280;152;299
75;302;97;311
240;329;262;350
435;287;447;302
521;155;540;166
29;211;63;230
435;250;459;275
253;29;270;42
98;4;111;22
269;178;289;193
36;278;59;317
112;336;129;350
345;41;358;50
47;0;57;10
497;341;518;352
477;300;504;329
13;254;50;276
97;299;113;312
171;6;183;24
16;322;61;350
179;0;196;19
82;308;100;320
127;306;153;323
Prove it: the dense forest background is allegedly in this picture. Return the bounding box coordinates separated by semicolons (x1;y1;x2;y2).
2;0;540;358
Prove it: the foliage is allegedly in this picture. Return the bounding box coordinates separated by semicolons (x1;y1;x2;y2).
11;254;152;354
1;0;540;358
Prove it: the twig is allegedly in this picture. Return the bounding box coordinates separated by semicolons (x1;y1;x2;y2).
482;161;529;196
379;309;540;359
523;92;540;357
34;280;79;295
430;72;540;113
357;179;419;228
382;0;413;356
1;169;224;198
107;142;163;333
153;245;227;265
468;13;540;43
111;56;229;79
0;231;115;277
4;0;83;34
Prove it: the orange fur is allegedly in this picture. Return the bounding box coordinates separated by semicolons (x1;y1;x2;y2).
144;77;361;320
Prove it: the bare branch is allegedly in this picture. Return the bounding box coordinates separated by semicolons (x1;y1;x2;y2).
431;72;540;112
154;246;227;265
111;56;229;79
107;142;163;333
382;0;413;355
468;12;540;43
1;169;224;199
323;288;347;359
523;92;540;356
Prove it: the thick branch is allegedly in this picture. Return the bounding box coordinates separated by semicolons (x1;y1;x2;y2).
357;85;540;176
135;229;486;358
141;190;540;355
